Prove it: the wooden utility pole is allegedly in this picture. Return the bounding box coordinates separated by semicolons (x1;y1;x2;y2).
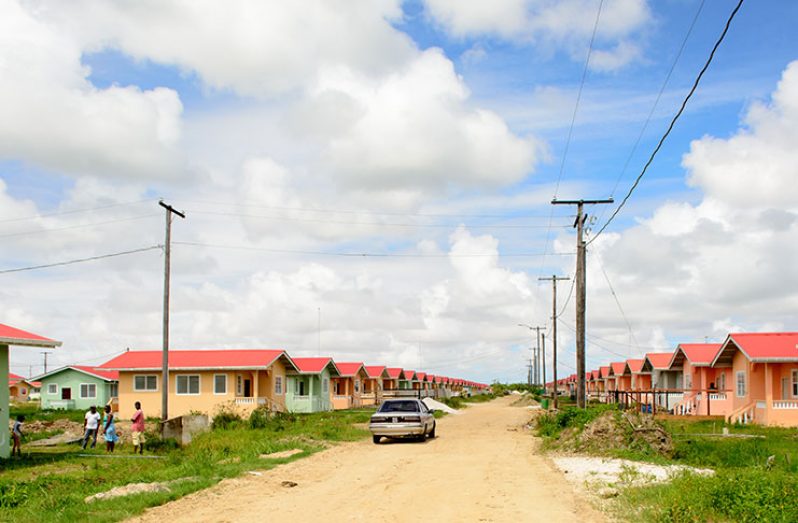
519;324;546;387
159;200;185;422
539;275;570;409
552;198;613;407
541;333;546;390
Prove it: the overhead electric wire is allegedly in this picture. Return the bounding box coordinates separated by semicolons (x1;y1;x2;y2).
173;240;577;258
589;0;745;244
0;214;161;239
186;209;572;230
0;245;162;275
595;254;640;353
0;198;158;224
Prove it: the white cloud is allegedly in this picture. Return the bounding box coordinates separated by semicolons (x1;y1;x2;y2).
422;0;651;70
0;1;184;181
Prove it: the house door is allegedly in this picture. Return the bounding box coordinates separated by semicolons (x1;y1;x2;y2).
298;381;305;396
244;379;252;397
62;387;71;400
782;378;790;400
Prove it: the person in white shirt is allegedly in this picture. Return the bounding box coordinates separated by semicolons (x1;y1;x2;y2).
81;405;102;449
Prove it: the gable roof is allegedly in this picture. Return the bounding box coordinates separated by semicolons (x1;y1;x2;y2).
403;370;417;380
669;343;723;368
416;372;427;381
99;349;297;372
598;366;611;379
626;359;646;373
713;333;798;365
642;352;674;371
8;372;25;383
385;367;405;380
364;365;388;379
610;362;627;376
0;323;61;348
334;362;367;377
290;357;340;376
590;370;600;380
34;365;119;382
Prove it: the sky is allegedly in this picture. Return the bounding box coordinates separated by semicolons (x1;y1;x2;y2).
2;0;798;384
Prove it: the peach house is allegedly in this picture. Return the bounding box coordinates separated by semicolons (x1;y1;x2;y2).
100;349;298;419
610;362;630;393
330;362;369;410
383;368;404;393
668;343;728;416
627;359;650;390
8;373;34;401
363;365;388;406
712;332;798;427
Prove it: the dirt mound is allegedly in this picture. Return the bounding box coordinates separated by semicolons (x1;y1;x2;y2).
558;411;672;457
510;395;539;407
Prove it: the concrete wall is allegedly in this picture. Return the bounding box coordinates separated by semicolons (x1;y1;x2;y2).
1;344;9;458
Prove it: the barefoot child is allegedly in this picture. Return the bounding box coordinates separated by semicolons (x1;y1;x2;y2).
12;415;24;457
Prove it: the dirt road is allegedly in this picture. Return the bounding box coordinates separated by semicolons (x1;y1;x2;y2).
130;396;604;522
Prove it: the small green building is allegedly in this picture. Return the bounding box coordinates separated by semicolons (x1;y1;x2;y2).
285;358;340;413
35;366;119;410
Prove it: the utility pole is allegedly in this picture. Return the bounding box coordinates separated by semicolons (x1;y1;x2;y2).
539;274;570;410
519;324;546;387
552;198;613;408
541;333;546;391
159;200;185;422
40;352;48;374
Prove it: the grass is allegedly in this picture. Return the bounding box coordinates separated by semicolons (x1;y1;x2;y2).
534;405;798;522
0;408;373;522
438;392;499;410
10;404;85;424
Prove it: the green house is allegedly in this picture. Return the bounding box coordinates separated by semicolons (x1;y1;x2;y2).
285;358;340;413
36;366;119;410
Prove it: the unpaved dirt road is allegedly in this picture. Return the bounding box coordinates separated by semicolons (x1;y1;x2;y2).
130;396;604;522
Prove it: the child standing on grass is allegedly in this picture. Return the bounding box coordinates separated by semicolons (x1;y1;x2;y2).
12;415;24;457
131;401;145;455
101;405;119;453
81;405;101;449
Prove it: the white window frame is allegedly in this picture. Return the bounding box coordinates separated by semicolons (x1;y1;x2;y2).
236;375;243;395
80;383;97;399
322;378;329;393
716;372;726;392
354;379;360;393
47;383;58;395
176;375;201;396
736;371;747;398
214;374;227;395
274;376;283;395
134;374;158;392
792;370;798;398
109;382;119;398
684;373;692;389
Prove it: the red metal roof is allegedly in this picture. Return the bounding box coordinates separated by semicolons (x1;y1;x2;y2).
334;362;366;377
610;362;627;375
403;370;417;380
8;372;24;383
717;333;798;363
100;349;294;371
385;367;404;379
672;343;722;367
72;366;119;381
626;359;645;373
0;323;61;348
599;366;611;379
416;372;427;381
364;365;387;378
290;357;339;374
590;370;599;380
644;352;674;370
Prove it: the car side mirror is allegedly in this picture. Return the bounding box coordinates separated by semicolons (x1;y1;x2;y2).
428;409;435;413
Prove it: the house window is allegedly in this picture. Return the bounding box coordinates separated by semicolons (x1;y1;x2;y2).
134;375;158;392
80;383;97;399
47;383;58;394
736;371;747;398
716;372;726;392
109;383;118;398
354;380;360;393
21;388;27;395
236;375;243;395
176;375;200;395
684;373;692;389
792;370;798;397
214;374;227;395
275;376;283;395
322;378;329;393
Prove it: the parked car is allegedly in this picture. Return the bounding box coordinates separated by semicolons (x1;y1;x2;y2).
369;398;436;443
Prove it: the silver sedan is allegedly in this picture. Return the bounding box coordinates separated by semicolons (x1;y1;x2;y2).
369;399;436;443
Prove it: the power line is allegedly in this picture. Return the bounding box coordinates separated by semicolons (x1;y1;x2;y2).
173;240;577;258
0;245;162;275
186;209;573;230
589;0;745;243
594;253;640;353
0;198;158;224
0;214;160;239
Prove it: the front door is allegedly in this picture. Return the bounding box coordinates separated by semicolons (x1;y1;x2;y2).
244;379;252;397
62;387;71;400
782;378;790;400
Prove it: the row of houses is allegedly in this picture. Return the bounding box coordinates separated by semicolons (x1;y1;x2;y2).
24;348;488;419
548;332;798;427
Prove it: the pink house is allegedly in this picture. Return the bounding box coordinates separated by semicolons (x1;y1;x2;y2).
610;362;630;392
712;332;798;426
668;343;728;416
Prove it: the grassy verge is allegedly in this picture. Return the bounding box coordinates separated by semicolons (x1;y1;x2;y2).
535;405;798;521
0;409;372;522
10;404;85;424
437;392;499;410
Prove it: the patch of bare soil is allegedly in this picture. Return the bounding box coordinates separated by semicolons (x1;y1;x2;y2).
558;411;673;457
510;394;540;407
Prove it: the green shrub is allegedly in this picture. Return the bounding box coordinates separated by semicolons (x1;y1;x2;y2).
0;481;29;508
212;407;243;430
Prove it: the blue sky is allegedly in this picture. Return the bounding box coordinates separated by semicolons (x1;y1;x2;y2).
2;0;798;383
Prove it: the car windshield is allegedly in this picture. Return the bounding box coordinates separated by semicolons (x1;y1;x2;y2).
379;401;420;413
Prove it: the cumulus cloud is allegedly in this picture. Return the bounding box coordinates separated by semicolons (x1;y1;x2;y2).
34;0;416;98
422;0;651;70
0;1;184;181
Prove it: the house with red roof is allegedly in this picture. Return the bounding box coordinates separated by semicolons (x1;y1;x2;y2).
642;351;681;411
363;366;389;405
330;362;369;410
626;359;650;390
383;368;405;394
609;362;630;393
34;365;119;411
667;343;727;416
8;372;37;401
711;332;798;426
1;323;61;458
100;349;297;419
286;357;340;413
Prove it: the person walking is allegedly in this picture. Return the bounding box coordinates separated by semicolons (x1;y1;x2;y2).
81;405;102;449
12;415;24;457
101;405;119;453
131;401;145;455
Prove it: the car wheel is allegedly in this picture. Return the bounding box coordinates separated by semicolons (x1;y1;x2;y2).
428;422;436;439
372;435;381;444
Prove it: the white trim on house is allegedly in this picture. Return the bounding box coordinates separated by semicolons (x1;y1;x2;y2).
736;371;747;398
176;374;201;396
133;374;158;392
274;376;283;395
213;374;227;395
47;383;58;395
79;382;97;399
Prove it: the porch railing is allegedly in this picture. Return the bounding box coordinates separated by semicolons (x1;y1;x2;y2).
727;401;756;424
